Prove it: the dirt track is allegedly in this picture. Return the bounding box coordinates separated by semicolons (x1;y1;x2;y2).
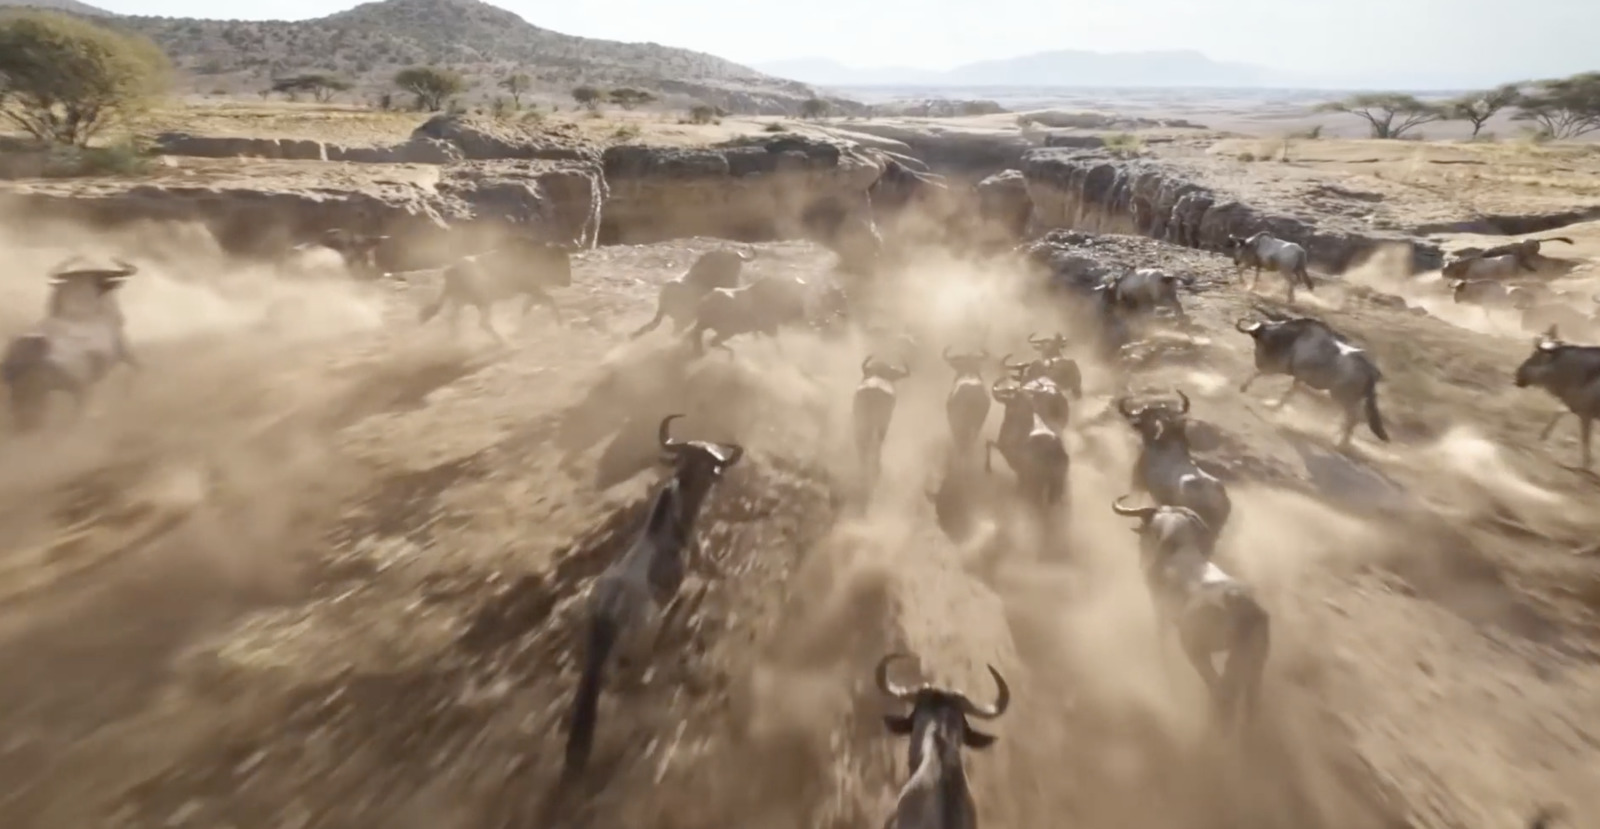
0;221;1596;829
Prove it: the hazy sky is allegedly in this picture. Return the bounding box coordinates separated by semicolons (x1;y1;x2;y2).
91;0;1597;87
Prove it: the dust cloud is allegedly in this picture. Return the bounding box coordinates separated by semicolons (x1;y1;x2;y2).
0;211;1584;829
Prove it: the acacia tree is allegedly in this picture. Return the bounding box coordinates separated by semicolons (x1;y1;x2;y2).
394;65;464;111
0;10;171;146
271;72;351;103
1314;92;1444;139
498;72;530;107
571;85;602;109
608;87;656;110
800;97;830;119
1447;83;1521;138
1512;73;1600;139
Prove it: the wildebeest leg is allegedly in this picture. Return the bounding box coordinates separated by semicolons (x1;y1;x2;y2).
1238;370;1264;393
1539;410;1568;441
1178;622;1222;702
1248;266;1261;293
477;303;506;344
521;288;564;326
1268;380;1303;410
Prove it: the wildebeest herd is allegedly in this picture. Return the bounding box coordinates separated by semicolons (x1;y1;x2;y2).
0;228;1587;829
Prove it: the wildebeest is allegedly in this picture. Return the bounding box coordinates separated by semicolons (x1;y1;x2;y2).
1023;332;1083;400
1115;391;1232;535
854;355;911;492
1000;354;1070;431
1453;236;1573;272
388;237;577;342
1228;231;1314;302
1111;498;1269;730
298;228;389;278
1234;316;1390;446
926;454;989;545
2;258;140;431
684;273;812;353
1442;253;1523;281
564;414;744;776
874;653;1010;829
1450;278;1539;318
1102;267;1192;318
1513;324;1600;467
629;248;752;339
942;346;992;453
987;377;1070;510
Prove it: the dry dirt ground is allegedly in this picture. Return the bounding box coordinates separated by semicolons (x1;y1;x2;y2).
1;204;1598;829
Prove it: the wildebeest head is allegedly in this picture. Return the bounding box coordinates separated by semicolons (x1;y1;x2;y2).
657;414;744;495
876;653;1009;762
46;258;137;320
999;352;1041;382
1515;325;1576;389
1111;495;1215;554
1116;390;1191;443
989;376;1027;406
862;354;911;382
942;345;990;378
1027;332;1069;359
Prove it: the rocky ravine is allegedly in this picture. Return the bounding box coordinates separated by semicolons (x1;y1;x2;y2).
9;115;1581;279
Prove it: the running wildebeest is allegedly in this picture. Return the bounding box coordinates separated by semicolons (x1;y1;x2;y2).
926;454;990;545
942;346;992;453
988;376;1070;511
300;228;389;278
1513;324;1600;467
1451;236;1572;274
1228;231;1314;302
564;414;744;776
1112;497;1269;731
629;248;752;339
386;237;577;342
874;653;1010;829
1102;267;1192;318
854;354;911;493
1451;278;1539;319
1023;332;1083;400
1442;253;1524;281
1000;354;1070;431
2;257;140;431
1235;316;1390;446
1115;390;1232;536
684;273;812;354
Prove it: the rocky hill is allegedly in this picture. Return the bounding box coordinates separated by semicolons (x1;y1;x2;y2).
97;0;843;115
0;0;111;13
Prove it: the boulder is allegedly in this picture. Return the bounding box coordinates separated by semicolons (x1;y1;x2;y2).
408;114;600;162
0;159;606;268
599;133;883;246
1020;148;1444;275
975;169;1033;242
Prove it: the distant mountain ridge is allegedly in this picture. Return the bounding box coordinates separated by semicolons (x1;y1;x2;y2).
755;50;1305;89
0;0;112;15
2;0;844;115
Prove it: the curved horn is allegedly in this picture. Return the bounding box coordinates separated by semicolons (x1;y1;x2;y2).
861;354;874;375
874;653;918;702
1116;396;1139;419
1027;332;1046;344
958;665;1010;720
720;443;745;467
109;259;138;277
1174;390;1190;414
1234;318;1261;334
1001;353;1026;371
1111;494;1159;519
659;413;686;449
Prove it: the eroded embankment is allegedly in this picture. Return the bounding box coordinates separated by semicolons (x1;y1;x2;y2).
1020;148;1446;276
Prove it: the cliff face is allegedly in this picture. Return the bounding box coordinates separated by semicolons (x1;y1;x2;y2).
0;159;607;269
1021;148;1444;275
599;134;884;246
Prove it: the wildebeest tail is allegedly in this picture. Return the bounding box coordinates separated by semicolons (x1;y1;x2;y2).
564;611;619;775
1;334;49;386
1364;377;1390;442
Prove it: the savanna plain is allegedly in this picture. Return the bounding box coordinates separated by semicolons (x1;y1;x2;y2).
4;17;1600;829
